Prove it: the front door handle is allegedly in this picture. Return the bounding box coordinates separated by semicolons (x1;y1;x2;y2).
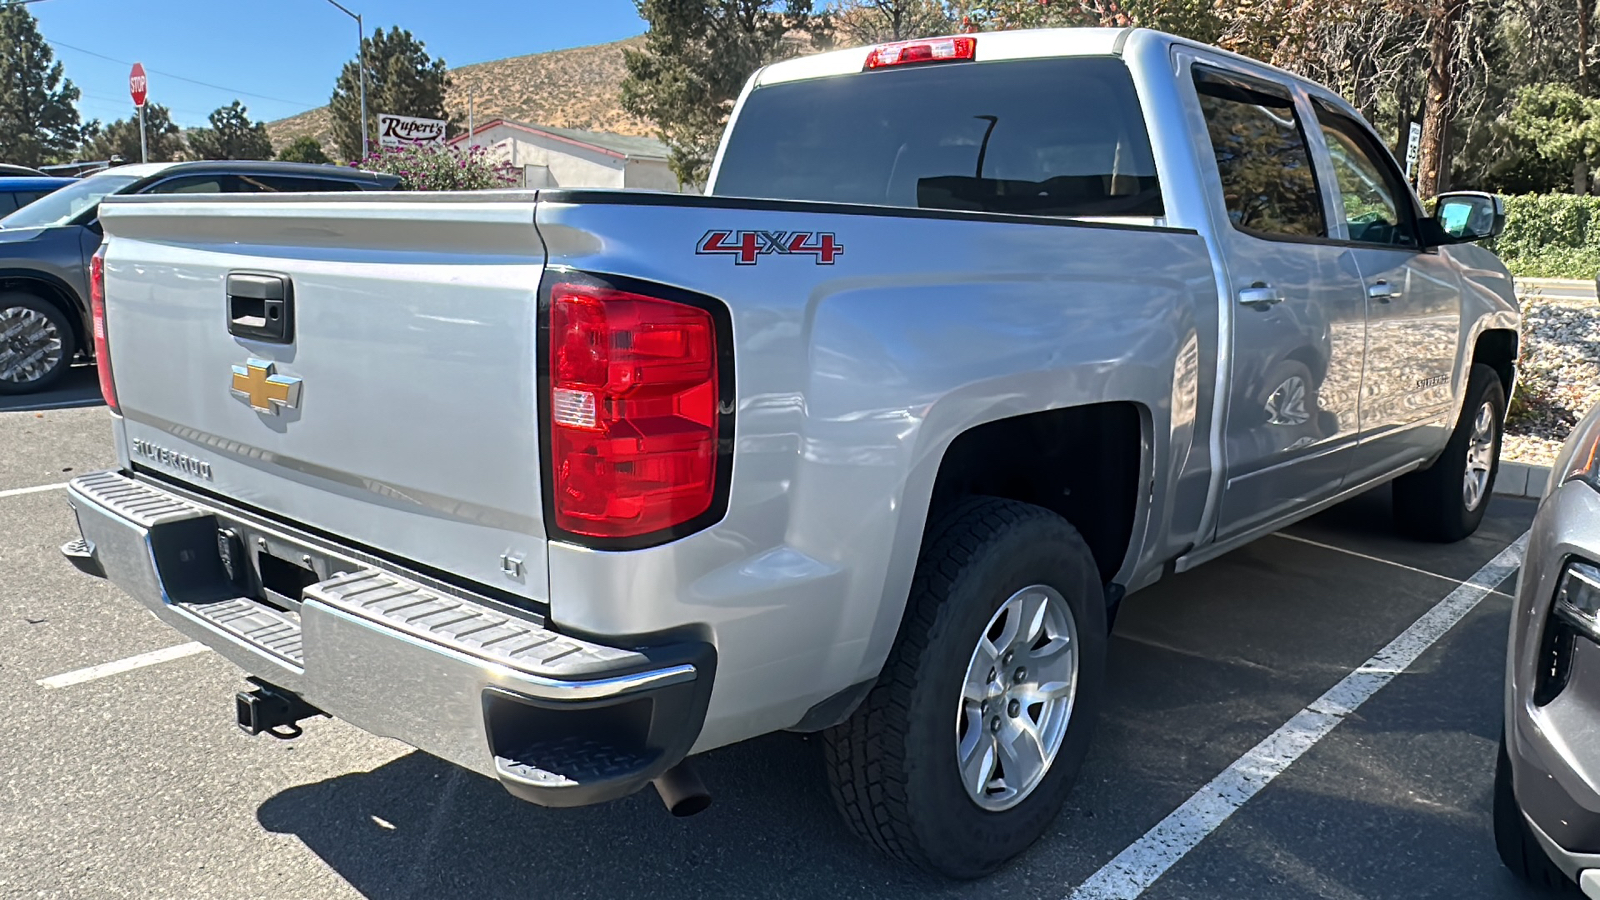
1238;284;1283;308
1368;280;1402;302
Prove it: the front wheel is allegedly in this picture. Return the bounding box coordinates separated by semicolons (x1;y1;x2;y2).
823;498;1107;878
1493;733;1576;891
1393;363;1505;542
0;292;76;395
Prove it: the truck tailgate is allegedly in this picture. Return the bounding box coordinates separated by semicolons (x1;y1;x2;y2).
98;193;550;604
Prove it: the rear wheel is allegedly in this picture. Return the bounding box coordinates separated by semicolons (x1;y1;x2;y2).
0;292;75;395
1493;732;1577;891
1393;363;1504;542
823;498;1106;878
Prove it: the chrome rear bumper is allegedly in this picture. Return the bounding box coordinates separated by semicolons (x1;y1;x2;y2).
64;470;714;808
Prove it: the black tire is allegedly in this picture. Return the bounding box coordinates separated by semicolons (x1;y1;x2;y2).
0;291;76;395
1393;363;1505;542
822;497;1107;878
1494;733;1577;892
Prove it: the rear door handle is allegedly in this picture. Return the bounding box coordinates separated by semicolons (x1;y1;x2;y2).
1238;285;1283;308
227;273;294;344
1368;280;1402;302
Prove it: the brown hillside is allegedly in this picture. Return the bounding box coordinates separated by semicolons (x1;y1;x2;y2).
265;36;652;155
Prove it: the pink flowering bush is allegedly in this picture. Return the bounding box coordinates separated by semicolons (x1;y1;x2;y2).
355;143;518;191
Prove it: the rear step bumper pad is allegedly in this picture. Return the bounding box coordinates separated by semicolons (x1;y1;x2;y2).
62;470;715;808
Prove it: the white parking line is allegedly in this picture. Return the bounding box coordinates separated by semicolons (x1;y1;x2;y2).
1068;532;1528;900
37;642;212;689
1271;531;1515;599
0;482;66;500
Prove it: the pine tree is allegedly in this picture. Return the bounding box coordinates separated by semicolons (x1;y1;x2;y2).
82;104;185;163
276;135;331;164
622;0;822;189
189;101;274;160
328;27;453;160
0;6;84;167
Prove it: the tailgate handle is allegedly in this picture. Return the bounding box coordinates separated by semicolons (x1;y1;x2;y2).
227;273;294;344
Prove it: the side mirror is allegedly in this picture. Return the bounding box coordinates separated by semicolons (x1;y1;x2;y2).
1431;191;1505;243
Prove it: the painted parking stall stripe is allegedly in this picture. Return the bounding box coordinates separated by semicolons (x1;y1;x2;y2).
1068;533;1528;900
38;642;212;689
0;482;66;500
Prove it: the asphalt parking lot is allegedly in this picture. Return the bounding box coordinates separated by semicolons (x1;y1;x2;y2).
0;391;1551;900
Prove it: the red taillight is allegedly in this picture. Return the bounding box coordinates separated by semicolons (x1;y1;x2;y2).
89;247;117;413
864;36;976;69
548;281;722;540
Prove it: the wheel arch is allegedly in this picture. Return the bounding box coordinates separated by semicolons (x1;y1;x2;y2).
0;269;88;359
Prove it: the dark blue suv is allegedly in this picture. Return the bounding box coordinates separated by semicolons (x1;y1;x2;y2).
0;176;74;218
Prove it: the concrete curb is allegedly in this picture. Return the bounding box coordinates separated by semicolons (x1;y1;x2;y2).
1495;461;1551;499
1515;277;1591;290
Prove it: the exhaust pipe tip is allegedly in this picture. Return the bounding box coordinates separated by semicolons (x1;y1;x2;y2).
652;760;711;817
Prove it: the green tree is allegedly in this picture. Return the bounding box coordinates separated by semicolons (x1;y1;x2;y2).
188;101;273;160
830;0;952;43
276;135;330;164
81;104;185;163
623;0;824;189
0;6;83;166
329;27;453;160
1505;82;1600;192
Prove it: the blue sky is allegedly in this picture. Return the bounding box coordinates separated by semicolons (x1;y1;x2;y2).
30;0;649;130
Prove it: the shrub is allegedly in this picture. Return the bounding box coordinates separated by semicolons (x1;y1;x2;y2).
355;143;517;191
277;136;329;165
1489;193;1600;280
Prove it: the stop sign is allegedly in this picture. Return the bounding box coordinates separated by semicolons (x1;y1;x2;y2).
129;62;147;107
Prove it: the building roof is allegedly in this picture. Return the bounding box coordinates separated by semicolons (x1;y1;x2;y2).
450;119;669;161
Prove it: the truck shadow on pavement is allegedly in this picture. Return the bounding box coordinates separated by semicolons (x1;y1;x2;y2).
0;363;102;413
254;494;1538;899
256;731;957;900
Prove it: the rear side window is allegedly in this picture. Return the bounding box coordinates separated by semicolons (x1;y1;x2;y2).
238;175;365;192
714;57;1163;218
1193;67;1326;239
0;193;19;215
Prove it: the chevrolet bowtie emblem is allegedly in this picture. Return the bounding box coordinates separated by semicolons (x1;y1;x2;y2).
230;359;302;414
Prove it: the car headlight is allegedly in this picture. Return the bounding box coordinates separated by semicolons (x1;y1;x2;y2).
1553;405;1600;495
1555;561;1600;642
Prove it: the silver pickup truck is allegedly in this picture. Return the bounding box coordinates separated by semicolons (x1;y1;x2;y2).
63;28;1520;878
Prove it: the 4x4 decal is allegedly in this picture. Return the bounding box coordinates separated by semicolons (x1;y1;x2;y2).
697;230;845;265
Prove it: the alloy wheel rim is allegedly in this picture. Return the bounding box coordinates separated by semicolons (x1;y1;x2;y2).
1463;401;1496;512
0;306;63;385
955;584;1079;811
1266;375;1310;427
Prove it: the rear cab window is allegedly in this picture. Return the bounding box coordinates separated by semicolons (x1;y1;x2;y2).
713;56;1164;220
1191;66;1327;239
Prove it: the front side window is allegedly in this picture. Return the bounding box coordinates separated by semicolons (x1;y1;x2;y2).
714;56;1164;218
1313;101;1417;247
1193;67;1326;239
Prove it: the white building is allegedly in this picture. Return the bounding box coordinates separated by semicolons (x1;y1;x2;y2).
450;119;685;192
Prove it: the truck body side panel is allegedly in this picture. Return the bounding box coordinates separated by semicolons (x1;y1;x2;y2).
535;194;1215;750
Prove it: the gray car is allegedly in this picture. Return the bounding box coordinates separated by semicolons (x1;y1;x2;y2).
1498;402;1600;896
0;160;398;395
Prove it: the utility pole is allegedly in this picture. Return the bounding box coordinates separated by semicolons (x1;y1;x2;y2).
326;0;367;156
468;87;474;147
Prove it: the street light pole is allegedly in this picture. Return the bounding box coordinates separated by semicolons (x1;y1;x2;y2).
325;0;367;156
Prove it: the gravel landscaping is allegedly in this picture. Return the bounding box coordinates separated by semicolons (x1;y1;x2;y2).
1505;290;1600;465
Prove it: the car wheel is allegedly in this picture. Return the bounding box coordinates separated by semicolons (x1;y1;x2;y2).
0;292;76;395
822;497;1107;878
1494;732;1577;891
1393;363;1505;542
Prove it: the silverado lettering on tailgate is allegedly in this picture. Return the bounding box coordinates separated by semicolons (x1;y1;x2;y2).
697;230;845;265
